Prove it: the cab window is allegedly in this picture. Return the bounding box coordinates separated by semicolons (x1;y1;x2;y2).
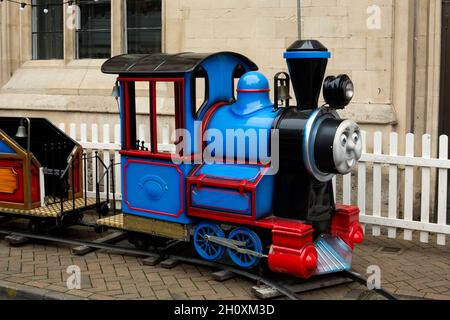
121;78;183;157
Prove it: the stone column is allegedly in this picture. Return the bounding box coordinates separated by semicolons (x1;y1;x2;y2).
111;0;124;56
8;4;21;74
64;2;76;62
164;0;184;53
20;3;32;63
0;1;11;86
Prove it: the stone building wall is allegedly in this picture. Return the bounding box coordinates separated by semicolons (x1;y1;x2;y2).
0;0;444;153
300;0;397;152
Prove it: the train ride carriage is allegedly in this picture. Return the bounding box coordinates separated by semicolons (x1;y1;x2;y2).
99;40;365;279
0;117;101;232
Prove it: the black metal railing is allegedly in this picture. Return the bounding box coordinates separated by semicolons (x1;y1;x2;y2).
93;151;119;219
42;148;117;219
43;142;71;205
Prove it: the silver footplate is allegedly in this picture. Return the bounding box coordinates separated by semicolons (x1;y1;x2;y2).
314;234;353;275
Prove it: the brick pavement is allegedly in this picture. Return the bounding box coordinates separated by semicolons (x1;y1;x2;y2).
0;221;448;300
351;230;450;300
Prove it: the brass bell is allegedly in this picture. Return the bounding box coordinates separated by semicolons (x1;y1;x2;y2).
15;123;28;138
274;72;292;109
277;82;292;101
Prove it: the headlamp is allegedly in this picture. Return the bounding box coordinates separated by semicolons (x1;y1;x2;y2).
323;74;354;109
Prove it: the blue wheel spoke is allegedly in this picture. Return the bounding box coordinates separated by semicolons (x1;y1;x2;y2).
194;222;225;262
227;228;262;269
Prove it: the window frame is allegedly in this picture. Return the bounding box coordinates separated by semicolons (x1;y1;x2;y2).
31;0;64;60
123;0;162;54
75;0;112;59
119;77;185;161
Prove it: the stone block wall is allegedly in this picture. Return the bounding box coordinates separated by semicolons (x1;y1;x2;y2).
0;0;442;154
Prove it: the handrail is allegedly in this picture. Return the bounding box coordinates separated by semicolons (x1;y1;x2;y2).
40;150;117;223
93;151;119;219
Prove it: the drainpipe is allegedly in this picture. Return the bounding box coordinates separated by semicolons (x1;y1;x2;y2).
411;0;418;134
297;0;301;40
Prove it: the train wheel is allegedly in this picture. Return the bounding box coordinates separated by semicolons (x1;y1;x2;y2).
148;235;169;249
128;233;150;251
227;227;262;269
134;237;149;251
28;220;46;234
94;225;106;234
100;203;110;217
193;222;225;262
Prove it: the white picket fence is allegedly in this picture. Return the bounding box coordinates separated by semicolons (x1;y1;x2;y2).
334;131;450;246
58;122;450;246
59;122;123;205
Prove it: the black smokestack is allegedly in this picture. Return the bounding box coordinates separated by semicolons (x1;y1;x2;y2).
284;40;329;110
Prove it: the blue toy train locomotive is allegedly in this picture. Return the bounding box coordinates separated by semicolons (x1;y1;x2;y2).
101;40;364;278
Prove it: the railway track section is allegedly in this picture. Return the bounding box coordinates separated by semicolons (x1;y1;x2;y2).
0;227;398;301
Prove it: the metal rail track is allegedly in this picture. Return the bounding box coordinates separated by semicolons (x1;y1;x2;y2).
0;227;398;301
342;270;398;300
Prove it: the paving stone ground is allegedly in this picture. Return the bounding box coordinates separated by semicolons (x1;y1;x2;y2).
351;229;450;300
0;218;449;300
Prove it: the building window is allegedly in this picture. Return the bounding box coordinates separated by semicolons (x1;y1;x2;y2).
32;0;64;60
125;0;162;54
76;0;111;59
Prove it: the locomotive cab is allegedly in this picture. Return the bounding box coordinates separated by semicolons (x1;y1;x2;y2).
101;52;259;226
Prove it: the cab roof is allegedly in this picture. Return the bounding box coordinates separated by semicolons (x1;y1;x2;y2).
101;52;258;77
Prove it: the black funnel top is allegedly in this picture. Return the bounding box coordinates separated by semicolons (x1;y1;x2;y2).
287;40;328;52
284;40;329;110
